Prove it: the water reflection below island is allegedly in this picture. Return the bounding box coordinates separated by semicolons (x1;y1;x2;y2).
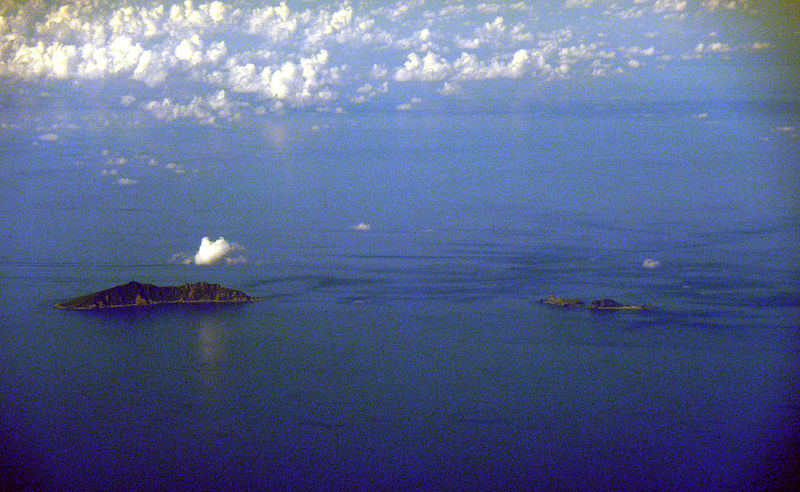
196;319;226;399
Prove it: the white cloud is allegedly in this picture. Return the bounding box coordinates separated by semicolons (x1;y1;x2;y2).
627;46;655;57
132;50;168;86
438;81;462;95
508;49;531;76
643;259;661;269
483;16;506;34
248;2;295;37
270;61;299;99
221;50;335;106
107;35;144;72
0;0;771;119
371;64;389;79
565;0;599;7
166;162;187;174
170;253;193;265
694;42;732;54
329;6;354;31
653;0;687;13
701;0;741;11
395;51;451;82
225;255;248;265
205;41;228;64
450;50;542;81
174;35;203;66
143;90;239;124
192;236;246;266
352;222;372;231
397;97;422;111
117;177;138;186
350;81;388;103
38;133;59;141
454;36;481;50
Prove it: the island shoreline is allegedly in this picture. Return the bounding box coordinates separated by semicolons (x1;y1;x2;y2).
55;281;262;311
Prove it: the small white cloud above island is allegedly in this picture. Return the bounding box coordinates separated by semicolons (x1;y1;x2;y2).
194;236;246;265
171;236;247;265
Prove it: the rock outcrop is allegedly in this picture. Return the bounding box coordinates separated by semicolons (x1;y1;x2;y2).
538;295;585;307
587;298;651;310
56;281;260;310
538;295;651;311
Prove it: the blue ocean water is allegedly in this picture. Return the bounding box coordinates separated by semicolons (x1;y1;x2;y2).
1;106;798;489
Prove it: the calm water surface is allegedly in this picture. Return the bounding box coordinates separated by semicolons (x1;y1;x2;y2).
1;108;798;489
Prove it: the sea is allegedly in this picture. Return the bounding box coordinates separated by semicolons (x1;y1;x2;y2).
1;103;798;489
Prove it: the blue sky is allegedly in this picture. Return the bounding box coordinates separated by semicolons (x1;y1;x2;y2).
1;0;797;125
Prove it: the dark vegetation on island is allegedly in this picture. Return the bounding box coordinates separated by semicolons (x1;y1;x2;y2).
55;281;261;310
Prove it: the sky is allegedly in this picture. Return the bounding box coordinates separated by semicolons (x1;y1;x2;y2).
1;0;798;126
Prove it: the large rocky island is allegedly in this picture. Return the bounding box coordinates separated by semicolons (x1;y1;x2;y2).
56;281;261;310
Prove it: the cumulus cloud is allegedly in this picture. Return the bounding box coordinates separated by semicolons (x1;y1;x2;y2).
166;162;186;174
352;222;372;232
350;81;388;103
220;50;335;106
643;259;661;269
397;97;422;111
395;51;451;82
438;81;462;95
701;0;741;11
117;177;138;186
192;236;246;265
695;42;731;54
143;90;239;124
565;0;599;6
0;0;777;119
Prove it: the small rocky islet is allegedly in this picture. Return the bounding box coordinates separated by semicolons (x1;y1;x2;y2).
55;280;261;310
538;295;651;311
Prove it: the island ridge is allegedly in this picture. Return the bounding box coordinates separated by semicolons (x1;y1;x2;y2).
56;281;260;310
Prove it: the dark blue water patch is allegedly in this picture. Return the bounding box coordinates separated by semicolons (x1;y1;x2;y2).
750;291;800;308
244;273;381;290
4;290;798;490
309;275;383;290
337;295;372;305
49;301;255;325
343;253;456;260
2;107;799;488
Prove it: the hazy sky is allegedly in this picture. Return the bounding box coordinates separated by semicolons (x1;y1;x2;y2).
1;0;797;126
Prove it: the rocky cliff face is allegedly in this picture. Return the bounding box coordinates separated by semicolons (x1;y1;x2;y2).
56;281;259;310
